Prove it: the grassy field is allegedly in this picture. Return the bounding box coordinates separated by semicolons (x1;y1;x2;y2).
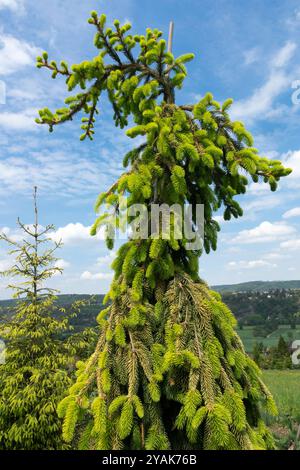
262;370;300;419
262;370;300;448
236;325;300;354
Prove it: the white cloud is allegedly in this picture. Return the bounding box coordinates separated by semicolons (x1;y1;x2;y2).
0;114;130;198
80;271;113;281
246;150;300;194
0;226;24;242
0;149;107;197
283;207;300;219
232;221;296;244
226;246;242;254
51;223;95;245
263;252;289;261
97;252;116;266
7;74;67;104
270;41;297;68
0;0;24;12
246;194;283;213
242;42;296;69
230;42;297;123
227;260;277;270
281;150;300;181
247;182;272;195
243;47;260;66
0;257;12;271
213;215;224;225
54;259;70;269
8;88;38;101
230;71;289;122
51;259;70;277
50;223;106;245
286;9;300;29
280;239;300;251
0;108;38;131
0;34;40;75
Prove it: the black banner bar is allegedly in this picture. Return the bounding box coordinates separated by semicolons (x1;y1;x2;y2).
0;450;298;467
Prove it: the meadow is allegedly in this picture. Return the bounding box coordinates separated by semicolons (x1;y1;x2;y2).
236;326;300;448
263;370;300;419
237;325;300;354
262;370;300;449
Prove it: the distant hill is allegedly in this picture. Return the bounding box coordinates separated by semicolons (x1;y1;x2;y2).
212;280;300;293
2;282;300;307
1;288;300;338
0;294;104;308
0;294;105;334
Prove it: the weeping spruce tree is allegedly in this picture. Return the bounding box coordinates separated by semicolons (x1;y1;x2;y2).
0;189;75;450
37;11;291;450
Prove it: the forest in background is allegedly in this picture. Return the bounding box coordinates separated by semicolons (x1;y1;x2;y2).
2;282;300;338
1;285;300;365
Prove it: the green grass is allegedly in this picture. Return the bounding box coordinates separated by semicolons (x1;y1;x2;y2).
262;370;300;419
236;325;300;353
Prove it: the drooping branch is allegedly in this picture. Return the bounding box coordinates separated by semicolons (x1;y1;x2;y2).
36;13;192;137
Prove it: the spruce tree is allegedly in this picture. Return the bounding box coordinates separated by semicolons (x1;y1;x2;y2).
37;11;291;450
0;188;76;450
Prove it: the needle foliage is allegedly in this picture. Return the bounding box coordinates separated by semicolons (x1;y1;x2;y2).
0;190;79;450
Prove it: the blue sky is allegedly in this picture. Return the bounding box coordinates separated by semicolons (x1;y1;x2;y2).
0;0;300;298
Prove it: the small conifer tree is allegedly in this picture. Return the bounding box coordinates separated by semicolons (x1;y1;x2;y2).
0;188;76;450
37;11;292;450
